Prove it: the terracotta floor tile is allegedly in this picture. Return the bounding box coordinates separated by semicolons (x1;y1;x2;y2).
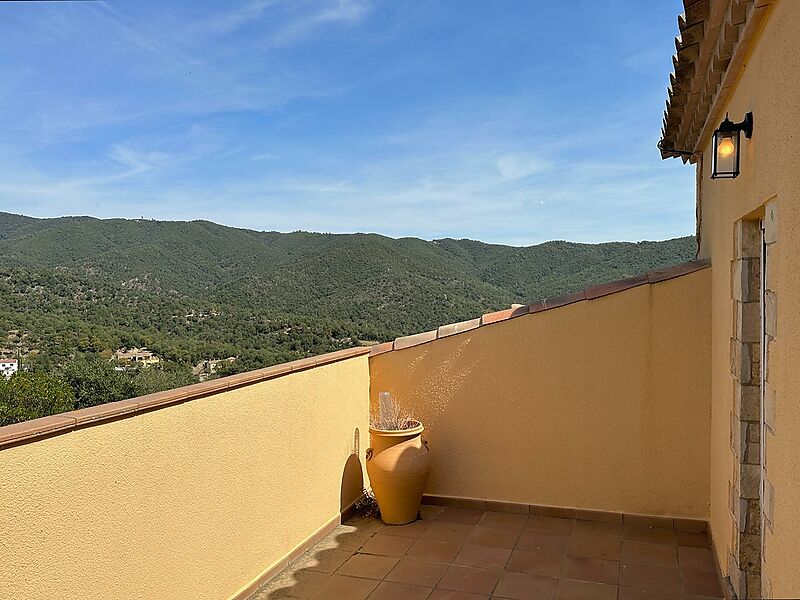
524;516;574;536
436;565;500;595
291;548;353;574
505;549;563;578
407;538;461;562
360;535;414;557
478;511;527;531
385;557;447;587
422;521;475;543
454;543;511;570
335;553;399;580
681;568;723;596
493;571;558;600
677;547;716;573
622;526;676;546
321;529;374;552
344;516;385;536
620;541;677;568
379;520;431;539
617;587;682;600
467;526;519;549
436;507;484;525
624;515;674;530
554;578;617;600
259;569;330;599
567;533;621;561
574;521;621;537
428;590;489;600
561;556;619;585
619;563;681;593
516;531;570;555
419;505;445;521
311;574;377;600
675;530;711;549
367;581;432;600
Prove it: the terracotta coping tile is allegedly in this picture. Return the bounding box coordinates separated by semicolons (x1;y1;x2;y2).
480;308;514;325
585;274;649;300
437;318;481;338
369;258;709;359
0;346;371;449
647;258;710;283
543;290;586;310
369;342;394;356
394;330;437;351
0;415;77;446
528;300;547;313
510;304;529;318
70;399;139;425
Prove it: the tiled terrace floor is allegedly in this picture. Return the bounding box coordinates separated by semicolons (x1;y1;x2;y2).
249;505;723;600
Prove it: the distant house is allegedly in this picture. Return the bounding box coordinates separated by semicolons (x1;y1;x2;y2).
192;357;236;381
114;347;161;367
0;359;18;380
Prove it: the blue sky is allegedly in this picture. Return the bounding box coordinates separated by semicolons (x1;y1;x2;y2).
0;0;693;245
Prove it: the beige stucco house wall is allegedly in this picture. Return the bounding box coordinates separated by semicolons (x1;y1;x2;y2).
0;352;371;600
370;269;712;519
692;2;800;596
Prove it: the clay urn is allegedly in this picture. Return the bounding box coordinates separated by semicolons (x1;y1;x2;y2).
366;421;431;525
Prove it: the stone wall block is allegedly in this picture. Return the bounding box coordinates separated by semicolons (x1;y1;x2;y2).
738;301;760;342
741;464;760;499
735;219;762;258
739;385;760;421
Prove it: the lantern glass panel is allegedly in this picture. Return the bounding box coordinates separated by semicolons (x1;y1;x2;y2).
712;129;740;178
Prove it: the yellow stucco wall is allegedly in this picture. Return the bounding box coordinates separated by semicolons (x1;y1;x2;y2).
369;271;711;518
0;356;370;600
696;2;800;595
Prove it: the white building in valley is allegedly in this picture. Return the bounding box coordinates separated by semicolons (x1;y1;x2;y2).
0;359;18;380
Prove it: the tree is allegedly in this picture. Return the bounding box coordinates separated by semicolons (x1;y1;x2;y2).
62;356;134;409
0;372;75;426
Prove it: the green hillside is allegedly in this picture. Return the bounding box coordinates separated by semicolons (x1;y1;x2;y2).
0;212;695;372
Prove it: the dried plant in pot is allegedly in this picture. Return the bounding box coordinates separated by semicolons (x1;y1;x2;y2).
366;392;431;525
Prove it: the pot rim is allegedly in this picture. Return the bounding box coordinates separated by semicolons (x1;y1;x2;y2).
369;420;424;436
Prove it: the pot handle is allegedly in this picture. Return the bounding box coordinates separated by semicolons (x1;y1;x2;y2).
366;447;373;461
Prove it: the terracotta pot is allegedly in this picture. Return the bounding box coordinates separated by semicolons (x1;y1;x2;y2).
366;422;431;525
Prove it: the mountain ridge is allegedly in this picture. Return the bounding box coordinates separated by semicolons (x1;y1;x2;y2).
0;211;696;372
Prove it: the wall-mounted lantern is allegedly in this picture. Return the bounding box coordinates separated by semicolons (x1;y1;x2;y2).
711;112;753;179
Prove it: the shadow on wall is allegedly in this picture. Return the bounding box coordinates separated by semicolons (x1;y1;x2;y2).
340;428;364;513
248;427;374;599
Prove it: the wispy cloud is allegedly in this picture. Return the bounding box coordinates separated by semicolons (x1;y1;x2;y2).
269;0;371;45
0;1;695;245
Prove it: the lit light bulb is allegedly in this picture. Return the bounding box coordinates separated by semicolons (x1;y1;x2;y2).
718;138;735;159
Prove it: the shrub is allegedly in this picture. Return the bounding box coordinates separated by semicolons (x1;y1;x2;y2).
0;372;75;426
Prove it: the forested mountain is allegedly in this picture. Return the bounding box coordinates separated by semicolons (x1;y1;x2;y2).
0;212;695;372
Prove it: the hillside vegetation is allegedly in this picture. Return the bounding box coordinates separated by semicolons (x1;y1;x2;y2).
0;212;695;376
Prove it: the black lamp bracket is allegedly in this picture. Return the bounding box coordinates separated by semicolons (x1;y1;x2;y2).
720;112;754;139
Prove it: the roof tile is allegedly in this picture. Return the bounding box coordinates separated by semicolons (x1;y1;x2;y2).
544;290;586;309
648;258;710;283
71;399;139;426
585;274;649;300
481;308;514;325
438;318;481;338
394;330;437;351
0;415;76;446
369;341;395;356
